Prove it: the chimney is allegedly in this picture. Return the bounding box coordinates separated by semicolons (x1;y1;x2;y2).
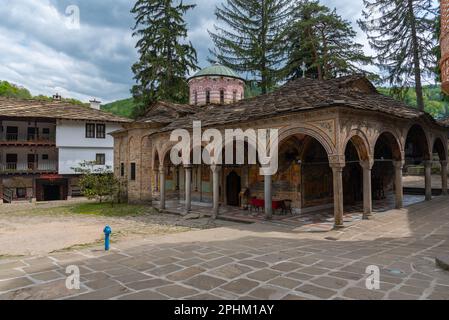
52;93;62;101
89;99;101;110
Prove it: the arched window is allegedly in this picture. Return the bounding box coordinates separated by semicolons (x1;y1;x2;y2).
220;90;225;104
233;90;237;103
194;90;198;105
206;90;211;104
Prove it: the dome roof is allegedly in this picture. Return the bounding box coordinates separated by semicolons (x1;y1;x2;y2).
189;64;244;81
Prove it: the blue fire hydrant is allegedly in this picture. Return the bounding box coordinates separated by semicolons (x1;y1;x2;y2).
103;225;112;251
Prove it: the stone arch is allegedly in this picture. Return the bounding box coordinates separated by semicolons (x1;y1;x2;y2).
405;123;431;163
277;124;336;158
432;136;447;161
343;130;371;162
373;131;403;161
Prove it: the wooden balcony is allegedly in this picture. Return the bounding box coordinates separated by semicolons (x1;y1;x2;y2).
0;161;58;175
0;133;56;146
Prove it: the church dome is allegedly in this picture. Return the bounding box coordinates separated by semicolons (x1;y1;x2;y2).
189;64;244;81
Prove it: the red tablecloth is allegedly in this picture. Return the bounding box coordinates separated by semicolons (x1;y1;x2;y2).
250;199;282;210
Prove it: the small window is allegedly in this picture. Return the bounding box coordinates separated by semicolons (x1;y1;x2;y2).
43;128;50;135
130;163;136;181
86;123;95;138
42;154;49;160
16;188;27;199
96;124;106;139
96;153;106;165
120;163;125;177
233;91;237;103
194;91;198;106
206;90;211;104
220;90;225;104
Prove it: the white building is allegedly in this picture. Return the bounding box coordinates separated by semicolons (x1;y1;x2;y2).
0;97;130;203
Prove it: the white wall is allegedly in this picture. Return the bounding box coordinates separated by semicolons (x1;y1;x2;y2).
58;147;114;174
1;120;56;141
56;120;122;148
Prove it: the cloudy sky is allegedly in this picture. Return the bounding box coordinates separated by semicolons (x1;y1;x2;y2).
0;0;369;103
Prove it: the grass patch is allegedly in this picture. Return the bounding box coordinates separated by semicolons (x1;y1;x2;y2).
68;202;148;217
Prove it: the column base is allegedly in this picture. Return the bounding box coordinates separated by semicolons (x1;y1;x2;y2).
333;223;344;230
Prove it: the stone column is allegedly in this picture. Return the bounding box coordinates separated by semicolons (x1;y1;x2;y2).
393;161;404;209
361;160;373;219
264;173;273;220
441;160;448;195
153;169;159;192
159;166;166;210
424;160;432;201
330;163;345;228
185;165;192;212
211;165;221;219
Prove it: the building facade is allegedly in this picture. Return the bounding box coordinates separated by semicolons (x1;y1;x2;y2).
0;98;129;203
113;68;449;228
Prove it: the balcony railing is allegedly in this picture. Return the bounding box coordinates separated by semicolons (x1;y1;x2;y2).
0;161;58;173
0;133;55;144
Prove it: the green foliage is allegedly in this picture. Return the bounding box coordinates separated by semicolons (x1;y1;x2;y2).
209;0;291;94
378;85;449;119
69;202;148;217
131;0;198;119
71;161;124;205
0;81;32;99
358;0;438;110
285;1;373;81
101;98;136;118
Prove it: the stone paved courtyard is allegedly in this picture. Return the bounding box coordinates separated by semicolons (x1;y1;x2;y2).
1;197;449;300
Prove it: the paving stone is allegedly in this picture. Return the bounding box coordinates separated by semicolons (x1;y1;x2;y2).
81;272;110;282
113;272;151;284
247;269;282;282
239;259;269;268
299;266;330;276
153;257;181;266
387;291;420;300
249;285;289;300
0;279;87;300
200;257;234;269
147;264;183;277
85;278;121;290
329;271;364;281
30;271;64;282
311;276;349;290
70;284;130;300
271;262;302;272
268;277;302;289
282;294;309;300
0;269;26;280
167;267;205;281
397;285;426;296
295;284;337;299
126;279;171;291
220;279;259;295
209;264;252;279
22;263;59;274
156;285;199;299
0;277;34;292
185;275;226;291
284;272;314;281
342;287;385;300
177;258;204;267
105;267;136;277
118;290;168;300
189;293;223;300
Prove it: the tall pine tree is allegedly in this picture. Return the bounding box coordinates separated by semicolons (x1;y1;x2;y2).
285;1;372;81
209;0;291;94
131;0;198;118
358;0;437;111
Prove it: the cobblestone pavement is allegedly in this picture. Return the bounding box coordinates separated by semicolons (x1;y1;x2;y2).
1;197;449;300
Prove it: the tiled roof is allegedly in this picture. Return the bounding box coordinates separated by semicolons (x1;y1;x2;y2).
0;97;131;123
137;100;201;124
189;64;244;81
159;75;443;131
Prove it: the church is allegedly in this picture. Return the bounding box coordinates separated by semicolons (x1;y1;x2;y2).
111;64;448;228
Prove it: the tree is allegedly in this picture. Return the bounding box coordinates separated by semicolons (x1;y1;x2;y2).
285;1;373;81
72;161;121;205
358;0;438;111
131;0;198;118
209;0;291;94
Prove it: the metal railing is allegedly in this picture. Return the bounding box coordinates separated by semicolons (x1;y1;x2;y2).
0;161;58;173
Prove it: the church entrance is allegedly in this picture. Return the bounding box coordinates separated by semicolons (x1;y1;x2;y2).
226;171;241;206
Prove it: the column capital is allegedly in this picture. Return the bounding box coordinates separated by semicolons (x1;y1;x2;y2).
159;165;166;173
393;160;405;169
329;162;345;171
440;160;448;166
423;160;433;167
210;164;221;173
360;159;374;170
184;164;193;170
